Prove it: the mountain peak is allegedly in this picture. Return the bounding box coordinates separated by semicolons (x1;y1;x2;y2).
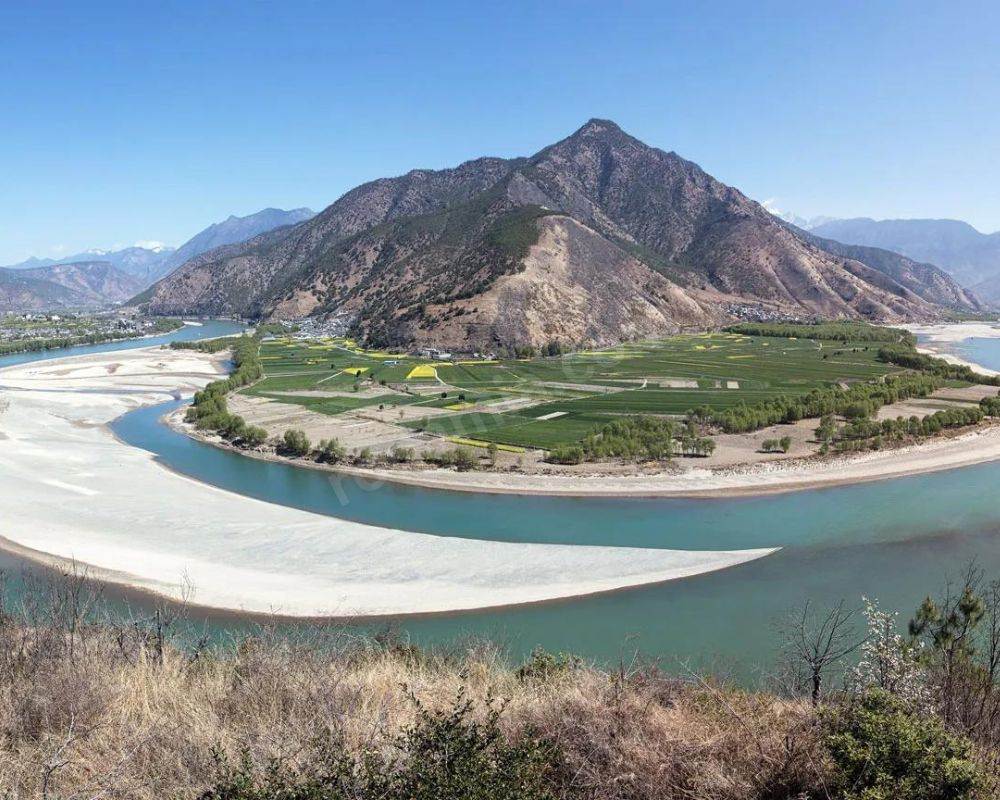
142;124;973;342
570;118;626;140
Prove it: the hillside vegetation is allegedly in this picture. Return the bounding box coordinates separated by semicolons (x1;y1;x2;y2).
0;568;998;798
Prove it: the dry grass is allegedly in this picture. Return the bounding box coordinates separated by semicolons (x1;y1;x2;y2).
0;571;832;799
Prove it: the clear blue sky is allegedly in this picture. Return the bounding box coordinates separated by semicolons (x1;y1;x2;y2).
2;0;998;264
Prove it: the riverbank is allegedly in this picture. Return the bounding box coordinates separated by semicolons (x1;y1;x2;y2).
181;321;1000;498
0;345;772;616
903;321;1000;377
0;315;185;358
168;319;1000;498
176;410;1000;498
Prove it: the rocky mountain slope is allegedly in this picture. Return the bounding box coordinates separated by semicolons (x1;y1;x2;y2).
811;217;1000;291
140;120;976;350
158;207;315;275
0;261;142;313
791;227;983;312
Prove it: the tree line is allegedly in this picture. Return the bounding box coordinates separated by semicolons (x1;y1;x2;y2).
0;317;182;357
821;397;1000;452
549;416;716;465
726;321;915;345
877;345;1000;387
183;334;268;447
707;372;943;434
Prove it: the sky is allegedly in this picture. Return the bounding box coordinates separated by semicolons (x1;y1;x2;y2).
2;0;999;264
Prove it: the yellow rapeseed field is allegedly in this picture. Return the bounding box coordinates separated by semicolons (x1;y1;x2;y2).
406;364;438;379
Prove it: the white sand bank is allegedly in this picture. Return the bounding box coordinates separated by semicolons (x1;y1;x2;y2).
903;321;1000;344
0;347;774;616
902;321;1000;378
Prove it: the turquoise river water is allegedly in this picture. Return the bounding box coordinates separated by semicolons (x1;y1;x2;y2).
3;325;1000;677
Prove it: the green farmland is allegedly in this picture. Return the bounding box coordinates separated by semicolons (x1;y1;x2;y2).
242;330;909;450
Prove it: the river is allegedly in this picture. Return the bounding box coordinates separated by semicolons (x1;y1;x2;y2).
3;323;1000;677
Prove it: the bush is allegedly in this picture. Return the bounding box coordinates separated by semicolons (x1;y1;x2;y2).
516;647;581;684
241;425;268;448
822;690;983;800
390;445;416;463
282;429;311;457
200;692;558;800
453;447;476;471
547;446;584;465
317;437;346;463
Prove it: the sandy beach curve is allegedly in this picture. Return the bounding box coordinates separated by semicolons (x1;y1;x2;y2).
0;346;774;616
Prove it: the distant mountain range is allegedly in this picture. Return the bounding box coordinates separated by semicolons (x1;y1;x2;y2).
163;207;314;276
1;207;314;313
6;245;176;287
140;119;977;350
0;261;143;314
804;218;1000;305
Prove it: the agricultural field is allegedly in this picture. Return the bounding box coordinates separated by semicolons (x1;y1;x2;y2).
241;332;907;451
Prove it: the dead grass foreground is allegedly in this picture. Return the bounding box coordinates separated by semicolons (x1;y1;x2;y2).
0;571;828;799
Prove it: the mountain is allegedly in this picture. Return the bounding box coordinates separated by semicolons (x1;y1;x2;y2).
4;245;176;286
1;208;316;308
775;213;840;231
1;269;81;313
140;120;975;350
790;227;983;312
0;261;142;313
810;217;1000;291
160;207;315;274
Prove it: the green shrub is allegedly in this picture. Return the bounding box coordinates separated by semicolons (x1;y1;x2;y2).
547;446;584;465
242;425;268;448
822;690;983;800
452;447;476;471
516;647;581;684
199;692;557;800
282;429;311;457
317;437;346;463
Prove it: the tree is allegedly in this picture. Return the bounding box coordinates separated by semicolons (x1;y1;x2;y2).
317;437;346;463
453;447;476;471
390;445;415;463
779;599;861;705
816;413;837;443
242;425;268;448
221;413;246;440
779;435;792;453
908;565;995;731
487;441;498;466
282;428;311;457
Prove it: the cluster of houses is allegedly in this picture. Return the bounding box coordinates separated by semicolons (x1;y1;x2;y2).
0;312;160;342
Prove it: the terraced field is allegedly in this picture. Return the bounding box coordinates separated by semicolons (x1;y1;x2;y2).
245;332;904;450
